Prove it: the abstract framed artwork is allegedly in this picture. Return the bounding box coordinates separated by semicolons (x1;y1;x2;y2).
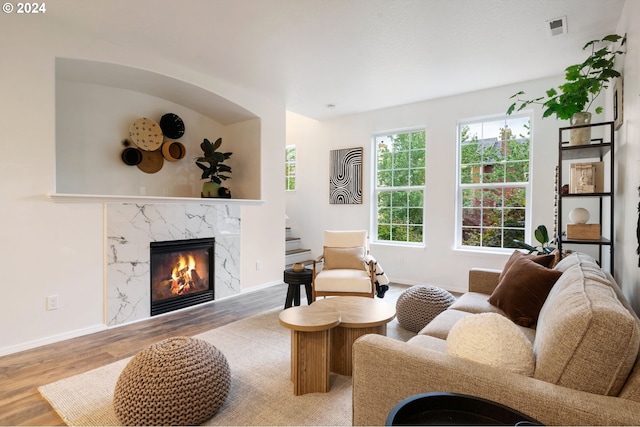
614;76;623;130
330;147;362;204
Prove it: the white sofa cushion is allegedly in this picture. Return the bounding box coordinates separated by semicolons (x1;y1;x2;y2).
313;269;372;293
450;291;506;314
419;309;471;340
449;293;537;343
446;312;535;376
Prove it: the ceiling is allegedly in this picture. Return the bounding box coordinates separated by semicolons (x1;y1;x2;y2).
49;0;625;120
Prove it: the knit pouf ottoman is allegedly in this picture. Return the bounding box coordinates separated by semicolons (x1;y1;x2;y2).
113;336;231;426
396;285;456;333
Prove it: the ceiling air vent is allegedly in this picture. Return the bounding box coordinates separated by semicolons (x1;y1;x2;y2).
547;16;567;37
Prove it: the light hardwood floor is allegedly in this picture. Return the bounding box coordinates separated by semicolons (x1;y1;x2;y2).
0;282;408;426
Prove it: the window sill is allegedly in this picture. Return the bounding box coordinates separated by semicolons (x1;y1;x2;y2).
452;247;515;256
371;241;426;249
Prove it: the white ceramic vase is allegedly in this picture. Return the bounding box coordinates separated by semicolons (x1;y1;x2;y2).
569;207;590;224
569;112;592;146
202;181;221;198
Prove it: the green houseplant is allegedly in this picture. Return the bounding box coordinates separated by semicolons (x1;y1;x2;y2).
507;34;625;120
196;137;232;197
507;34;625;145
513;225;555;255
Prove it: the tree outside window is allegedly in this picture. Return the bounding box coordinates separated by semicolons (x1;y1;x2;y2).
285;145;296;191
374;130;425;244
458;115;531;249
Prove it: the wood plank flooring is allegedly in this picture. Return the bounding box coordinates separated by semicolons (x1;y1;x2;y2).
0;284;291;426
0;282;408;426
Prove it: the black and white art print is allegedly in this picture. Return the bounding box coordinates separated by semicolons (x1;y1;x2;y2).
330;147;362;204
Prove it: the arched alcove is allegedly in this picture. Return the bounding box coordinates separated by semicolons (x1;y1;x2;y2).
54;57;261;202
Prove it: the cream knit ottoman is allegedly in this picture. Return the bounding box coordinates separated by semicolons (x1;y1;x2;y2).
113;336;231;426
396;285;456;333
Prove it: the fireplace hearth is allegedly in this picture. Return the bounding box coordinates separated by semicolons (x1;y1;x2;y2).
150;238;215;316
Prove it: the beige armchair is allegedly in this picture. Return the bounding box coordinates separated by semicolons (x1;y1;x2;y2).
311;230;376;301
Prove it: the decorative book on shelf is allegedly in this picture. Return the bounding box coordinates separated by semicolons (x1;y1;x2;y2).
569;162;604;194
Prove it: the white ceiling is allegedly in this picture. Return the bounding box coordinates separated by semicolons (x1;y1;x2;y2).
49;0;625;120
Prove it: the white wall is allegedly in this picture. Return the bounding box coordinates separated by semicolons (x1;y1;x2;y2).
287;2;640;301
613;0;640;312
287;76;584;293
0;17;285;355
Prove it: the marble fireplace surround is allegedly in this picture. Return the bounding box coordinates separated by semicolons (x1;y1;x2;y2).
106;203;241;326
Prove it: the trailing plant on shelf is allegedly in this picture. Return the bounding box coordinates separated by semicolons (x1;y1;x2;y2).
196;137;232;197
513;224;555;255
507;34;626;121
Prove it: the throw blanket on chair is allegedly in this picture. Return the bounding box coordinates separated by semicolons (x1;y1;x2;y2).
367;256;390;298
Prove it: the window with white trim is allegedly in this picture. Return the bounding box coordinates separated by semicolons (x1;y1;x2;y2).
285;145;296;191
373;129;426;244
457;114;531;249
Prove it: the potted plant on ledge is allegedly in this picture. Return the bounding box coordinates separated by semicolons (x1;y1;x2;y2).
507;34;625;146
196;137;232;198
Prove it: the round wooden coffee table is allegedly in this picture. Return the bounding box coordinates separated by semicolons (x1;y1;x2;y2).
279;305;340;395
313;296;396;375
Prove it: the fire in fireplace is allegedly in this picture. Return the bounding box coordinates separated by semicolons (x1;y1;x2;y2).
150;238;215;316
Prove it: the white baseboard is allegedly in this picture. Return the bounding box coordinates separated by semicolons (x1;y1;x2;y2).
0;324;108;357
0;282;286;357
236;280;284;295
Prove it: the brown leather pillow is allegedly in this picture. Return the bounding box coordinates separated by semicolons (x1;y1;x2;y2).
498;250;557;283
489;255;563;327
323;246;367;270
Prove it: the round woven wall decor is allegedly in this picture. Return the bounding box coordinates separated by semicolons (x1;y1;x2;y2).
161;140;186;161
128;117;163;151
159;113;185;139
113;336;231;426
136;148;164;174
121;147;142;166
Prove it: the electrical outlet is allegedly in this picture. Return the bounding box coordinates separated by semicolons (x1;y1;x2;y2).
47;295;59;311
256;261;262;270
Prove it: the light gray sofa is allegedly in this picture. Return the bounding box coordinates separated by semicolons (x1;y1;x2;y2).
352;252;640;425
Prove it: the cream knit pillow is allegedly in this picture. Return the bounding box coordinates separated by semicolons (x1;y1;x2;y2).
446;312;535;376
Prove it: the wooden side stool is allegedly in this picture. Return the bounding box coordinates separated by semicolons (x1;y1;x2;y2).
283;268;313;309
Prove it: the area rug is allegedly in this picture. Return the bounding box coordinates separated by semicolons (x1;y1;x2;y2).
39;307;415;426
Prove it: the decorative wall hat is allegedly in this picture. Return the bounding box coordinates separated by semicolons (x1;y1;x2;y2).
121;146;142;166
128;117;163;151
137;149;164;174
161;141;186;162
159;113;185;139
